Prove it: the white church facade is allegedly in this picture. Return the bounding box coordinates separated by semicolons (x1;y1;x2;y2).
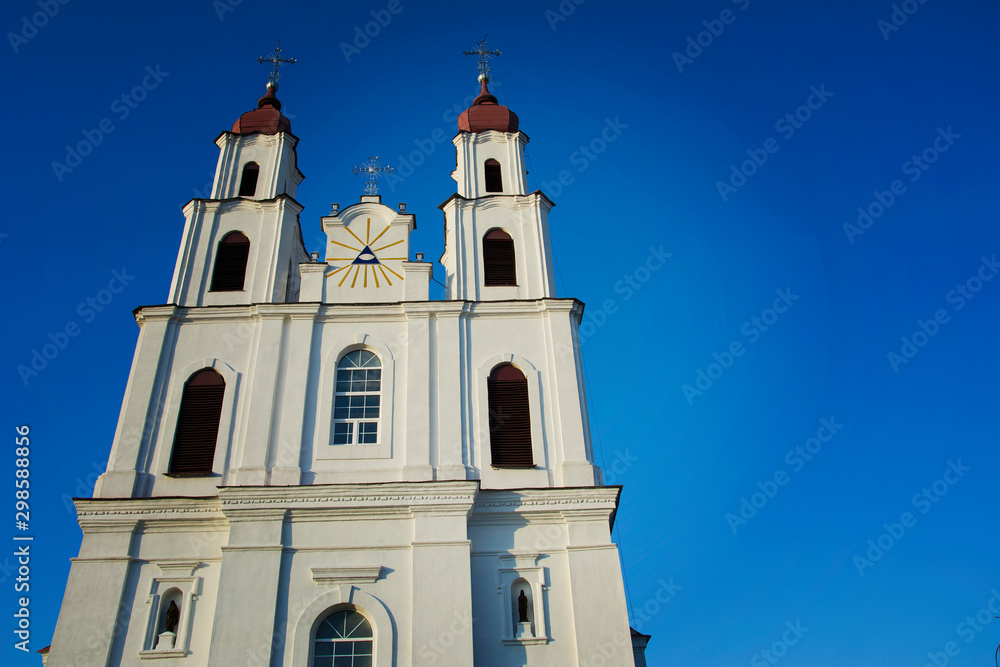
45;56;647;666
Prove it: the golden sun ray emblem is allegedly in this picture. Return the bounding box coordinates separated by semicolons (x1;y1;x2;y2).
325;217;406;287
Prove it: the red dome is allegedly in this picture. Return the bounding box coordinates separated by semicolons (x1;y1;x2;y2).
231;84;292;135
458;79;519;133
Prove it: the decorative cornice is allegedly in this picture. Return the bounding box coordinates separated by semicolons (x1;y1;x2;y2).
466;299;581;317
153;560;202;577
133;298;583;324
218;481;480;515
311;566;382;585
453;129;532;145
437;190;551;214
472;486;620;516
215;129;300;149
72;486;617;528
184;194;305;217
75;497;225;529
499;551;541;568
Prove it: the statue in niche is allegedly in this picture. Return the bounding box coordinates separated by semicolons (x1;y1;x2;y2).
517;589;529;623
165;600;180;634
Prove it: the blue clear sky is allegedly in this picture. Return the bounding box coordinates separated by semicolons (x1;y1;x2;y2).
3;0;998;665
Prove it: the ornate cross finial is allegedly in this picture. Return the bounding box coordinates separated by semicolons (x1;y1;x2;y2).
258;41;297;87
352;157;394;196
463;34;501;82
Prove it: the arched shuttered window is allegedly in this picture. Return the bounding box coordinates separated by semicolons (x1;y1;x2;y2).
209;231;250;292
313;609;373;667
167;369;225;476
487;364;533;467
484;158;503;193
483;229;516;286
238;161;259;197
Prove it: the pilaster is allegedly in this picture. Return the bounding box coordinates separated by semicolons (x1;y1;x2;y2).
403;308;432;480
232;311;283;485
96;309;176;498
206;507;286;665
434;304;468;479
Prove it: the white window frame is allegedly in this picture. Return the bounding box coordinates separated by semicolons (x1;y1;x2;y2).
316;336;396;461
312;608;375;666
332;349;383;446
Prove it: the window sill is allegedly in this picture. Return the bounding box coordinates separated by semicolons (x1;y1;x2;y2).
502;637;548;646
139;648;188;659
164;471;216;478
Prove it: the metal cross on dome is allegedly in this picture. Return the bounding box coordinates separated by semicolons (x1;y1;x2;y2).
463;34;501;81
352;157;394;196
258;41;297;87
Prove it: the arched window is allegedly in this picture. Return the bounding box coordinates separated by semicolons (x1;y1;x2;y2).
209;231;250;292
333;350;381;445
483;229;516;286
167;369;225;476
313;608;373;667
487;364;533;467
238;161;259;197
484;158;503;193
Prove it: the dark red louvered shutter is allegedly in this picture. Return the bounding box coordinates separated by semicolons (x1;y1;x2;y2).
168;370;225;476
488;365;533;467
483;229;516;286
210;232;250;292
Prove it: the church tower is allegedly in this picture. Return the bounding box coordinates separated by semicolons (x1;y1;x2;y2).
46;45;644;667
